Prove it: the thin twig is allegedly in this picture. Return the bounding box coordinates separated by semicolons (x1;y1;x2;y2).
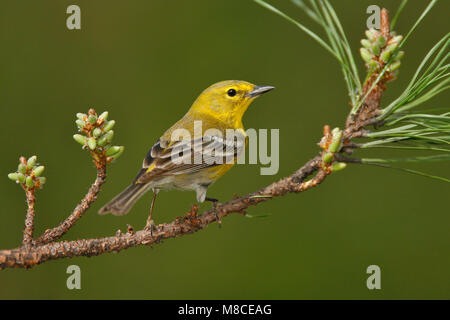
35;161;106;245
22;189;36;247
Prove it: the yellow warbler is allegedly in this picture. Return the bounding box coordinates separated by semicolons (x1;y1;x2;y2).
99;80;274;226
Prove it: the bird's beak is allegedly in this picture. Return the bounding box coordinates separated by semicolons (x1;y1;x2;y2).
247;86;275;98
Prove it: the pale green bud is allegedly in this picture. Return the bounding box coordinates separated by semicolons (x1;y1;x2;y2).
380;51;390;63
76;113;87;120
38;177;47;185
360;39;372;49
360;48;373;63
371;43;380;56
391;35;403;44
88;115;97;124
26;176;34;188
386;43;398;52
328;130;343;153
365;29;377;41
76;119;85;128
322;152;333;164
98;111;109;121
105;146;122;156
88;137;97;150
17;173;26;184
97;136;108;147
73;134;87;146
18;163;27;174
109;146;124;160
103;120;115;132
27;156;37;168
104;130;114;143
331;162;347;172
8;173;19;181
32;166;45;177
331;127;340;136
93;128;102;137
390;61;401;72
381;44;399;63
376;35;386;48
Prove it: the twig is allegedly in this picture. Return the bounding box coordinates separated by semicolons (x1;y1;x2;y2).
0;155;324;269
35;161;106;245
22;189;36;247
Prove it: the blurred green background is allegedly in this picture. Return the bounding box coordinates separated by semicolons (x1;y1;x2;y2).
0;0;449;299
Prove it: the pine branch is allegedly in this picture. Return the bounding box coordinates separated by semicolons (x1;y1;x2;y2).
1;1;448;269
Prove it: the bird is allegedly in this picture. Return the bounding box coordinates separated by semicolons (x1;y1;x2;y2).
98;80;274;228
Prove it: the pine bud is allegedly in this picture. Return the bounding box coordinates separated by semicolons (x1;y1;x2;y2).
73;134;87;146
365;29;377;41
26;176;34;188
32;166;45;177
331;162;347;172
27;156;37;168
390;61;401;72
322;152;333;164
105;146;122;156
360;48;373;63
88;115;97;124
18;163;27;174
103;120;115;132
98;111;109;121
360;39;372;49
109;146;124;160
93;128;102;137
328;129;343;153
380;44;397;63
97;136;108;147
76;119;85;128
371;43;380;56
386;43;399;52
380;51;390;63
8;173;19;181
376;35;386;48
88;137;97;150
17;173;26;184
105;130;114;143
391;35;403;44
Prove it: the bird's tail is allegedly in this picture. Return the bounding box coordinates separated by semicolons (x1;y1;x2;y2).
98;183;152;216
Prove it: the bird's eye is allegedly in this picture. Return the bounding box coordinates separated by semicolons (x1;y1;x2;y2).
227;89;237;97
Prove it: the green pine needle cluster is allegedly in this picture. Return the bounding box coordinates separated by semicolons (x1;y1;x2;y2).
361;33;449;180
254;0;449;182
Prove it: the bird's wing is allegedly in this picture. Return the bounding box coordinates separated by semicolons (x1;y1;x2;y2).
134;133;245;184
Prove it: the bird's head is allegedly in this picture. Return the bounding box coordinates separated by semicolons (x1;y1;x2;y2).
189;80;274;128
